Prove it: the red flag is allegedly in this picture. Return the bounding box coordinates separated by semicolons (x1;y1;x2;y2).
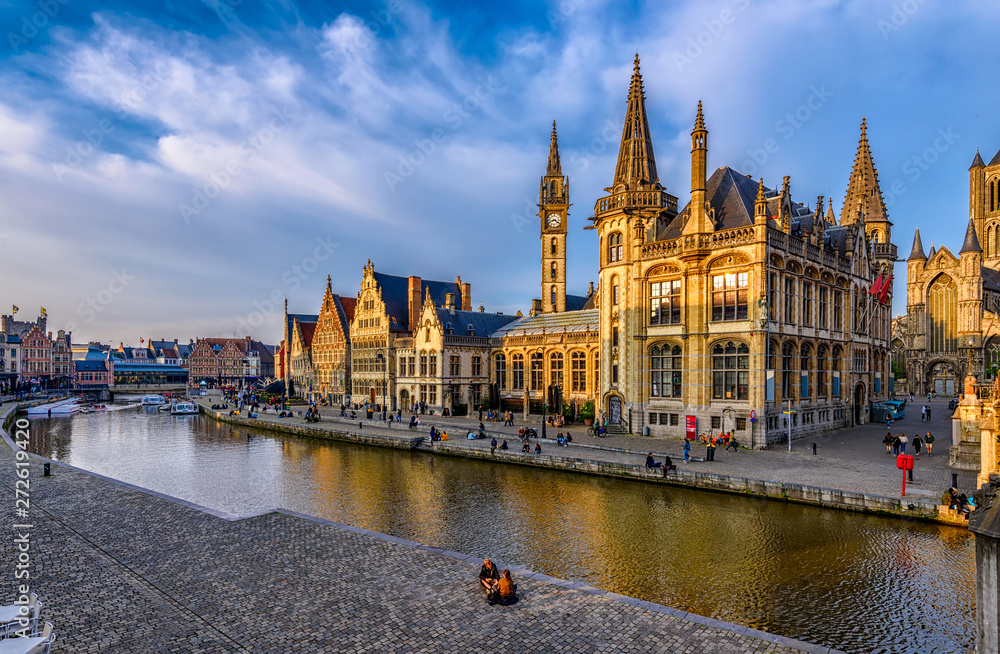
869;272;884;296
877;273;893;304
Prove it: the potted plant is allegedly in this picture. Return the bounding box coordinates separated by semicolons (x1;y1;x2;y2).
579;400;595;426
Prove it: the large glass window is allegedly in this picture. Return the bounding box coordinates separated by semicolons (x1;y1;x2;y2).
781;342;794;399
802;284;813;326
800;344;812;400
419;352;427;376
650;345;682;398
530;352;543;391
819;287;829;329
429;352;437;376
571;351;586;392
512;354;524;390
550;352;564;388
784;279;796;324
817;345;827;397
928;274;958;353
833;290;843;331
712;272;748;321
712;342;749;400
650;281;682;324
495;353;507;389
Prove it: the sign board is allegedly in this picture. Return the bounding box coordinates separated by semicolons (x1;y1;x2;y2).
686;415;696;440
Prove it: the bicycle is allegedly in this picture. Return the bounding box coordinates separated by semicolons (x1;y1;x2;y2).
587;424;607;438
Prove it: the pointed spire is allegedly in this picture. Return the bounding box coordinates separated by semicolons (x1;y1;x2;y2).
547;120;561;176
971;150;985;169
695;100;705;131
928;243;937;259
908;227;926;261
612;54;660;191
841;118;889;227
990;148;1000;166
961;215;983;254
754;178;767;223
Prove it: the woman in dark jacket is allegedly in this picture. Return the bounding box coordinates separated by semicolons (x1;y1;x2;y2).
479;559;499;590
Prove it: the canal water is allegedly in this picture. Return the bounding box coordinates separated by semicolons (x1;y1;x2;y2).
26;406;974;654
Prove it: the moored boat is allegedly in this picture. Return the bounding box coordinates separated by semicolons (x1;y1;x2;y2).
25;399;81;415
141;395;168;406
169;402;199;415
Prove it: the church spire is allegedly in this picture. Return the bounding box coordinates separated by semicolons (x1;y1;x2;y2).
841;117;890;228
547;121;561;176
612;54;660;191
908;228;926;261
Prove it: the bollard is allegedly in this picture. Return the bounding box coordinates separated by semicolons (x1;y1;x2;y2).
43;463;50;477
908;467;914;482
812;442;817;455
953;472;959;488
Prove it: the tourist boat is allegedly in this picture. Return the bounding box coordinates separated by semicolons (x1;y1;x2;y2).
169;402;199;415
25;399;81;415
141;395;168;406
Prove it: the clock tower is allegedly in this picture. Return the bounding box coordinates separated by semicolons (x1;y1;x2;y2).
540;121;569;313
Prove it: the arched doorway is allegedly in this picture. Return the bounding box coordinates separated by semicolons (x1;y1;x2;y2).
608;395;622;424
854;383;866;425
400;389;410;409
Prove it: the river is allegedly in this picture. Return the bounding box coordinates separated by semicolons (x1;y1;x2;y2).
25;405;975;653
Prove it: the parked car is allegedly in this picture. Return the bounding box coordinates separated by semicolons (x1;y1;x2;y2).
884;400;906;419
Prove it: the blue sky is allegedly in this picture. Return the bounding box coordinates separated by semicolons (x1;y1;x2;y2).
1;0;999;346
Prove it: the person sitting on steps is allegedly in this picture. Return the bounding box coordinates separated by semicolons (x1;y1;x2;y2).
479;558;500;591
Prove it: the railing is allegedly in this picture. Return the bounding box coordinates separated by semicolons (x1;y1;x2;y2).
595;190;678;215
873;242;897;259
641;238;681;259
710;226;756;247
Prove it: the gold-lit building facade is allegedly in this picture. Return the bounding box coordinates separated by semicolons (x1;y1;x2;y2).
587;57;894;447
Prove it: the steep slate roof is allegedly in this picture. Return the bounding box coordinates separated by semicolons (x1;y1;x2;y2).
566;294;595;311
991;149;1000;166
908;228;927;261
435;308;518;336
74;360;106;372
612;55;661;191
982;267;1000;293
372;272;463;332
972;151;986;169
285;313;318;342
491;309;599;337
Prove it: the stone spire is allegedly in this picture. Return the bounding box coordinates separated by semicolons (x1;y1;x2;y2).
961;215;984;254
971;150;985;169
754;178;767;224
612;54;660;191
908;227;927;261
841;118;890;227
547;120;561;176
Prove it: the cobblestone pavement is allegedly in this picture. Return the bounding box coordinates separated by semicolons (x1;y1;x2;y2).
0;432;832;653
232;396;977;503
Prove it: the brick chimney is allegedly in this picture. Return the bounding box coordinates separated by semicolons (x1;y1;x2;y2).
456;276;472;311
407;276;422;332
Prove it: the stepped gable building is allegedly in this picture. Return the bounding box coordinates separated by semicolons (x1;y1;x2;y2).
894;148;1000;395
492;121;600;419
587;55;893;446
311;276;356;405
349;261;473;410
279;301;318;398
395;290;517;414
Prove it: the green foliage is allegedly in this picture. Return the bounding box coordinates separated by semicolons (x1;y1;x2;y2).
578;400;595;420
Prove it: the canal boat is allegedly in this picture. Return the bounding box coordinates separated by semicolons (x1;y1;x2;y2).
141;394;168;406
25;399;81;415
169;402;199;415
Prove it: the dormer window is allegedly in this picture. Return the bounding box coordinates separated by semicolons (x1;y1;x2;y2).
467;324;475;336
446;322;453;334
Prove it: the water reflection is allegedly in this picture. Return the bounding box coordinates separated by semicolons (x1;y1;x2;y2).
25;408;975;653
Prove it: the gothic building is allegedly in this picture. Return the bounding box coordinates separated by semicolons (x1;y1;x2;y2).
895;150;1000;395
588;56;893;446
492;122;600;419
311;276;355;405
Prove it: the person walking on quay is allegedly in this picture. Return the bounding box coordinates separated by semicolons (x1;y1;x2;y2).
891;435;901;456
883;432;893;454
925;432;934;456
899;433;908;455
683;439;691;463
913;435;922;458
725;435;740;453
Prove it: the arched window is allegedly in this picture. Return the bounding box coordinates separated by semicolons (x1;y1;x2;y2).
551;237;557;255
608;233;623;262
832;346;842;397
512;354;524;390
991;180;997;212
551;285;557;306
817;345;828;398
612;276;619;306
550;352;564;388
428;350;437;376
800;344;812;401
651;344;682;398
928;274;958;353
593;350;600;392
551;262;557;279
530;352;544;390
571;351;586;392
712;341;749;400
419;351;428;376
495;353;507;390
781;342;795;399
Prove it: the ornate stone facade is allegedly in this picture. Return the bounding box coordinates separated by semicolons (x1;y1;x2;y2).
894;150;1000;397
312;276;355;405
588;57;893;446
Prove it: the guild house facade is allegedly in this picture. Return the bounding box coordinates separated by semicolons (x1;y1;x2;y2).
585;56;894;447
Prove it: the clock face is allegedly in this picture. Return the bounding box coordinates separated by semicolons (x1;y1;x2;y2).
547;213;562;228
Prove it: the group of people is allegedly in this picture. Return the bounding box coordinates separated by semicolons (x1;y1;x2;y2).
884;432;934;457
644;452;676;472
489;438;509;454
920;405;933;422
943;487;974;518
478;559;517;605
304;405;321;423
